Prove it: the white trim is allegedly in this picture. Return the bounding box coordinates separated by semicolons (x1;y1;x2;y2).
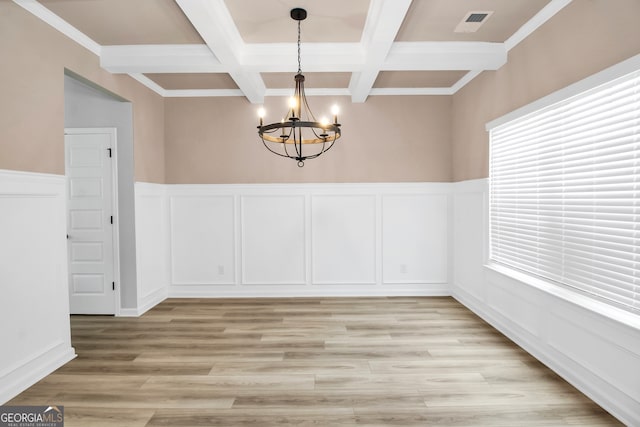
487;52;640;130
100;44;224;74
369;87;452;96
383;42;507;71
265;88;351;97
375;194;384;287
133;182;169;317
243;43;364;73
127;73;166;97
166;182;452;195
175;0;265;103
118;307;142;317
350;0;413;102
486;264;640;331
452;177;488;194
156;87;458;98
12;0;101;55
169;283;449;298
164;89;244;98
0;343;76;405
119;287;168;317
109;131;121;316
504;0;573;51
450;70;483;93
0;169;66;188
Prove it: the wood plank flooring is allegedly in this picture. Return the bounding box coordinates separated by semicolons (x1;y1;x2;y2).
9;297;621;426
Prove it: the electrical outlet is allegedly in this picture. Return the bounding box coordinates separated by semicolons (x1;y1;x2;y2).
400;264;407;274
218;265;225;275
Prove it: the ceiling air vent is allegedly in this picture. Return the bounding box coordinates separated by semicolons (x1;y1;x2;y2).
454;11;494;33
466;13;489;23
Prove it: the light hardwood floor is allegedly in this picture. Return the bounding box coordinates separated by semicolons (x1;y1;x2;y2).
9;297;621;426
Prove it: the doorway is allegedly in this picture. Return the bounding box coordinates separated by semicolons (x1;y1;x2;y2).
65;128;120;314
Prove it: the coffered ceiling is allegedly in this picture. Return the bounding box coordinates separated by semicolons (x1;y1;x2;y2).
15;0;572;103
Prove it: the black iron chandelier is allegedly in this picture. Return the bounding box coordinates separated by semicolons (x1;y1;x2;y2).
257;8;342;167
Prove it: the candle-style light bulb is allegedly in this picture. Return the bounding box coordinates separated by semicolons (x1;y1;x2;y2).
331;104;340;124
288;97;297;118
320;116;329;127
257;107;266;126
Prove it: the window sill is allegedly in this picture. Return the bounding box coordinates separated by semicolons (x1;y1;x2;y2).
484;263;640;332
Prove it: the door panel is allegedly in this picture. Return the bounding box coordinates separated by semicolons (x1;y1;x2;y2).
65;129;116;314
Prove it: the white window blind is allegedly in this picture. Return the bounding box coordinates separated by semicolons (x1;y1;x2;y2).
489;70;640;312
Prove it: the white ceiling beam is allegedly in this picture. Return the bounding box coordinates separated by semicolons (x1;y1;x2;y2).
505;0;573;51
100;42;506;75
164;89;245;98
13;0;101;55
100;41;506;75
383;42;507;71
449;70;483;93
176;0;266;104
349;0;413;103
369;87;452;96
101;45;225;74
127;73;166;96
266;88;351;97
242;43;365;73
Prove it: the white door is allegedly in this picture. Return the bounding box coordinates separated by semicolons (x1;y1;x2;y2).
65;128;117;314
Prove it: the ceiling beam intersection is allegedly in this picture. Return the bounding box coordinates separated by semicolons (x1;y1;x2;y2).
175;0;266;104
348;0;413;103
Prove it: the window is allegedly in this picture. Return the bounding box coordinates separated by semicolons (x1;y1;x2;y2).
489;68;639;312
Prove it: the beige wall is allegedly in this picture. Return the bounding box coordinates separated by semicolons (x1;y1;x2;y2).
165;95;452;183
0;2;165;183
452;0;640;182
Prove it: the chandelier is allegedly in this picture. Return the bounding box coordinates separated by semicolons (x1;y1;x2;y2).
257;8;342;167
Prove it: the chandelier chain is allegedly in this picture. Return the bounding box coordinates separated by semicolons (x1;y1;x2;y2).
297;20;302;74
256;8;341;167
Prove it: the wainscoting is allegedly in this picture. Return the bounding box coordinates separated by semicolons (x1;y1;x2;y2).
147;183;452;298
0;169;76;403
2;171;638;425
452;178;640;426
131;182;169;316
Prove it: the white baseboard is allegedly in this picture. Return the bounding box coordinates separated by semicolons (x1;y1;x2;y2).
119;288;168;317
118;307;142;317
169;283;450;298
0;343;76;405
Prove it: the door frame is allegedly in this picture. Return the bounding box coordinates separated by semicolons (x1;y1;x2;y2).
64;127;121;315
